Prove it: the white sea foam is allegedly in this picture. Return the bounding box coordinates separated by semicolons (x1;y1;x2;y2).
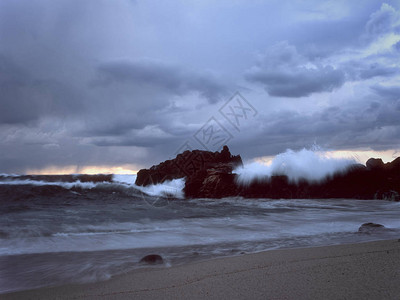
0;173;19;177
136;179;185;199
0;147;357;196
0;179;99;189
113;174;185;199
112;174;137;186
0;174;185;198
2;197;400;294
113;148;355;196
235;148;355;185
3;199;400;256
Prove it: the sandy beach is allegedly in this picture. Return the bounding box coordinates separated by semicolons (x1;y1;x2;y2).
3;239;400;300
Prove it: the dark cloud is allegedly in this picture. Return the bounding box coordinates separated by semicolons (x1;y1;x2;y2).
0;55;82;124
245;3;400;99
365;3;400;37
289;18;367;59
0;56;40;124
245;42;345;97
237;97;400;160
394;41;400;51
371;85;400;101
79;119;148;137
0;137;144;174
89;133;179;148
246;66;345;98
358;64;399;79
95;59;228;104
343;60;399;80
1;0;400;173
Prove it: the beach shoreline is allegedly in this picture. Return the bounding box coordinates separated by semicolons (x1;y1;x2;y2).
3;239;400;299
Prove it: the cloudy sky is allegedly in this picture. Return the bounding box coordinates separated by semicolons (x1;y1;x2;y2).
1;0;400;174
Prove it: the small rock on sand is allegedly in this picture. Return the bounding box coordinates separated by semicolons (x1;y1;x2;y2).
139;254;164;265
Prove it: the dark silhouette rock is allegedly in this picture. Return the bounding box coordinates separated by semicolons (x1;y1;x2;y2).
139;254;164;265
238;157;400;200
136;149;400;200
389;157;400;169
135;145;243;198
187;163;239;198
374;190;400;201
366;158;385;170
358;223;387;234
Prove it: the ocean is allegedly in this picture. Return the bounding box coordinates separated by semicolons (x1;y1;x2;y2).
1;174;400;293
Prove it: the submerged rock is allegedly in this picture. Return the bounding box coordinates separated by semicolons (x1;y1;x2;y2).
358;223;387;234
139;254;164;265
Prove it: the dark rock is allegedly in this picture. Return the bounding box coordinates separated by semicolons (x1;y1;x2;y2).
183;169;208;198
136;149;400;200
374;190;400;201
196;168;238;198
366;158;384;170
136;145;242;187
358;222;386;234
388;157;400;169
239;156;400;200
139;254;164;265
135;145;243;198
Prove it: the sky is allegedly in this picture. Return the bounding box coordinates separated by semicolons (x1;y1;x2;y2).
1;0;400;174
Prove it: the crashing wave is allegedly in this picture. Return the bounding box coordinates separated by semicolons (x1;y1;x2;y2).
234;148;355;185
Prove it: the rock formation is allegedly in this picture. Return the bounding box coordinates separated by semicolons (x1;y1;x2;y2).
135;145;243;198
239;158;400;200
139;254;164;265
135;148;400;200
358;223;392;234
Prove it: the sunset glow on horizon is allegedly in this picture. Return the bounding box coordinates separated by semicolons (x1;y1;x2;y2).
24;165;138;175
21;148;400;175
255;148;400;166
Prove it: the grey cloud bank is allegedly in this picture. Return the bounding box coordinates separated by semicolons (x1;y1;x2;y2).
95;58;228;103
0;0;399;173
244;42;346;97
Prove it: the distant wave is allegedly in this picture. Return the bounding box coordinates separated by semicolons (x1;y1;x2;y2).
0;174;185;199
0;148;357;196
0;174;113;183
234;148;355;185
0;179;100;189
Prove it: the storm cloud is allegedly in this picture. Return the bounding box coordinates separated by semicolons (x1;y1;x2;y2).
1;0;400;173
244;42;346;97
95;59;228;104
365;3;400;37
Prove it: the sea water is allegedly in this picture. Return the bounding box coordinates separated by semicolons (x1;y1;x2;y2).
0;174;399;293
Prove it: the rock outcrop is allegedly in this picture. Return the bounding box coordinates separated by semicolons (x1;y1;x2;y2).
136;148;400;200
139;254;164;265
135;145;243;198
358;223;390;234
185;163;240;198
237;157;400;200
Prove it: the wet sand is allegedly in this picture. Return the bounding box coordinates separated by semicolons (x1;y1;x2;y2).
3;239;400;299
